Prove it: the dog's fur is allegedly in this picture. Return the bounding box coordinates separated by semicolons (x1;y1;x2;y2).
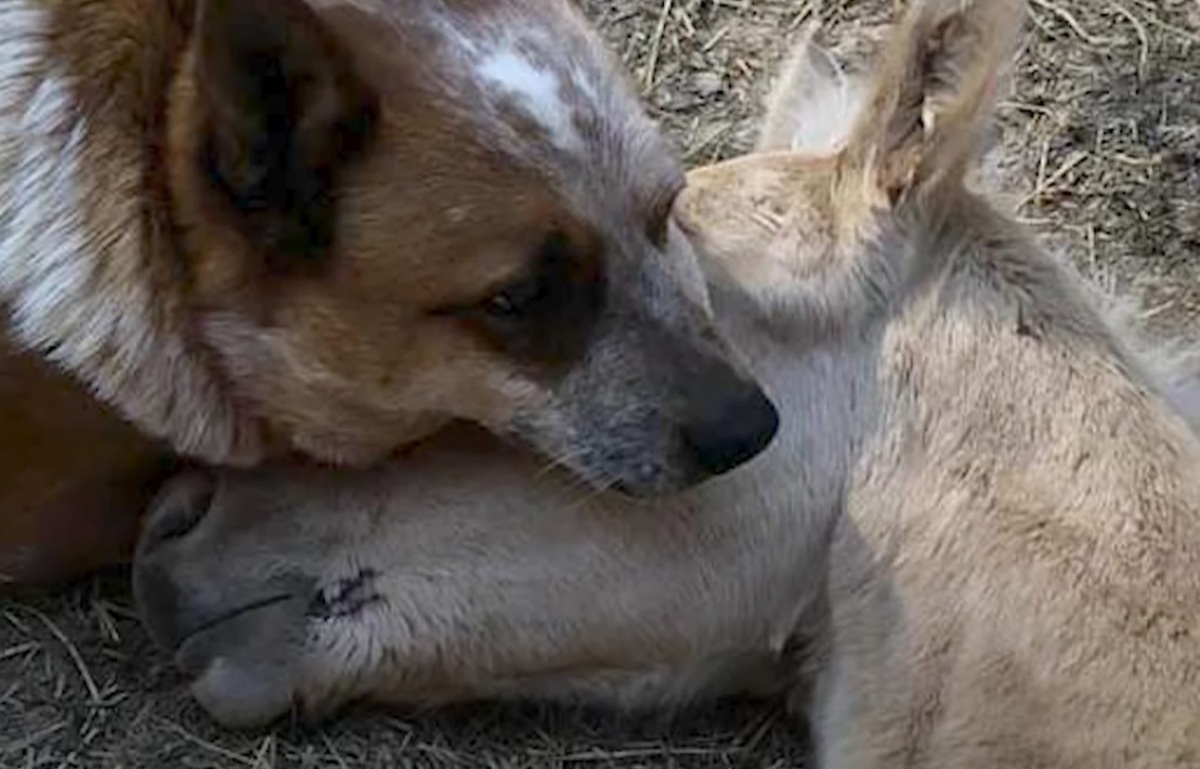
135;0;1200;764
0;0;780;581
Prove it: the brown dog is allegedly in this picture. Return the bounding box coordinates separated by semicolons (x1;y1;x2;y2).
136;1;1200;765
0;0;779;582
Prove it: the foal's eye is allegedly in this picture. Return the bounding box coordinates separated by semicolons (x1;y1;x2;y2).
647;208;671;248
647;183;684;247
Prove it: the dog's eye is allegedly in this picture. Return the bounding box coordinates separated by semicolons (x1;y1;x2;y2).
450;228;604;364
482;276;544;319
484;293;518;316
479;232;569;321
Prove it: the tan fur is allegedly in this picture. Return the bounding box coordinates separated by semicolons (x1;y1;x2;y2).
135;0;1200;764
0;0;779;581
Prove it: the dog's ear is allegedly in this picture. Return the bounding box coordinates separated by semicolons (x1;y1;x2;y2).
194;0;379;265
757;26;861;155
841;0;1025;203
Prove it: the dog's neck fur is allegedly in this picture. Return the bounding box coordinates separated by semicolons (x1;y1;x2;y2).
0;0;249;463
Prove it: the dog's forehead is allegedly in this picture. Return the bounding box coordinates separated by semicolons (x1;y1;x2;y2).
320;0;679;213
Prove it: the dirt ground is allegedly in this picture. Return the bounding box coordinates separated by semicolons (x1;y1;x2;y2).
2;0;1199;766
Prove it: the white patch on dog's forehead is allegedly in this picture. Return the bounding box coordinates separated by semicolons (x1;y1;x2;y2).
328;1;674;210
476;47;581;152
419;5;626;164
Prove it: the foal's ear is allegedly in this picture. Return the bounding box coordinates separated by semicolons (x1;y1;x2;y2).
841;0;1025;202
194;0;380;264
757;25;861;155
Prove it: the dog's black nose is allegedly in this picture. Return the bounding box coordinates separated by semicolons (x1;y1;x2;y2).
682;383;780;476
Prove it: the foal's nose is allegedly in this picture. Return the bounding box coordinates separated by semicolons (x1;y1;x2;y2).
137;470;217;556
133;470;219;653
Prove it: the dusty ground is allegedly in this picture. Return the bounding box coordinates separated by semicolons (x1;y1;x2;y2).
2;0;1199;766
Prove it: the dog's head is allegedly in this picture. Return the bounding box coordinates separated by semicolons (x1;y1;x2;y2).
167;0;777;494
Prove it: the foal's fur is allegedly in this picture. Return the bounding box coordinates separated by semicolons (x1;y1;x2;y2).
136;0;1200;764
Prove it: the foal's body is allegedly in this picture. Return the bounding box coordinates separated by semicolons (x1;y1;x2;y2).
137;0;1200;764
